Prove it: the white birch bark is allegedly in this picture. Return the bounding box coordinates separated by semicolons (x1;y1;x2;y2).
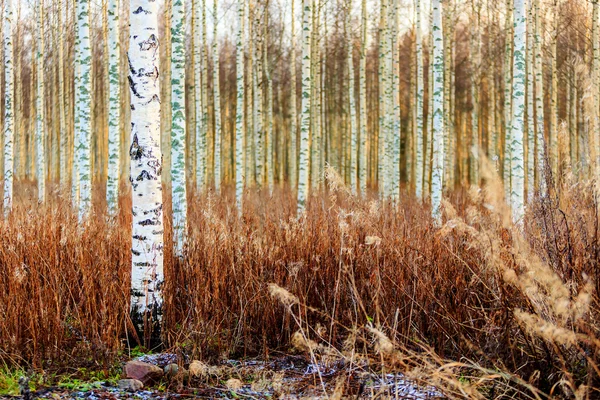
194;0;204;191
347;0;357;193
107;0;121;214
213;0;221;193
358;0;367;195
3;0;13;215
431;0;445;222
510;0;526;222
235;0;244;210
58;0;67;188
75;0;92;220
297;0;312;214
378;0;388;197
36;0;46;203
534;0;545;193
170;0;186;254
128;0;164;317
390;0;400;200
415;0;424;199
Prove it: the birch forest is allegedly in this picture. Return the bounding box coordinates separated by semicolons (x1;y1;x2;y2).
2;0;600;397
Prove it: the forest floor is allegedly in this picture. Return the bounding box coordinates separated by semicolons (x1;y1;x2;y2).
0;353;443;399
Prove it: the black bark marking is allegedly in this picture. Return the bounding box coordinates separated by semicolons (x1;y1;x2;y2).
130;134;143;160
134;262;151;267
131;249;141;256
132;6;149;14
136;170;154;181
128;75;143;99
139;34;158;51
133;235;147;241
142;94;161;106
139;219;159;226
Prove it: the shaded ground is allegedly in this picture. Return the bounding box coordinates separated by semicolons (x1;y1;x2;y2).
2;354;443;399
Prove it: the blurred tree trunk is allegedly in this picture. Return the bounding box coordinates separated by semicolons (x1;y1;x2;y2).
510;0;526;222
430;0;444;222
36;0;46;203
358;0;367;196
3;0;14;215
414;0;424;199
235;0;244;210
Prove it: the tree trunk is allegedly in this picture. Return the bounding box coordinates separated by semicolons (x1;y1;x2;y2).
128;0;164;339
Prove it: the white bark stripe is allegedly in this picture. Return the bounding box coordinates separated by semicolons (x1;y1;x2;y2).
3;0;14;215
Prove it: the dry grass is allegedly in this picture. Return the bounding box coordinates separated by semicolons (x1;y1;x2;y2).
0;169;599;398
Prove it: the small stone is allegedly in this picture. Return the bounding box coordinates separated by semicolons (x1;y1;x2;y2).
118;379;144;392
226;378;244;391
189;360;209;378
124;360;164;384
164;363;179;377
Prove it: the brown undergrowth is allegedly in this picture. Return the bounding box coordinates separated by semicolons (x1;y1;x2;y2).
0;169;599;397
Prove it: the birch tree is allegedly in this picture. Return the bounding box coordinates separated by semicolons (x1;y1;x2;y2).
128;0;164;328
74;0;92;220
213;0;221;193
510;0;526;222
289;0;297;190
347;0;357;193
415;0;424;199
358;0;367;195
171;0;187;254
235;0;245;210
106;0;120;214
297;0;312;214
3;0;13;215
534;0;545;193
36;0;46;203
431;0;445;222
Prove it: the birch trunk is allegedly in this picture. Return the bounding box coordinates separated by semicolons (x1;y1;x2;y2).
107;0;121;214
289;0;297;190
431;0;445;222
36;0;46;203
128;0;164;324
510;0;526;222
171;0;186;253
75;0;92;219
297;0;312;214
235;0;245;210
58;0;67;187
534;0;545;193
503;0;513;200
358;0;367;195
213;0;221;193
526;0;534;201
390;0;400;200
3;0;13;215
415;0;424;199
347;0;357;193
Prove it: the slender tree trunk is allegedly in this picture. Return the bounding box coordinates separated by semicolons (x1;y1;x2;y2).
347;1;357;193
74;0;92;219
526;0;534;201
3;0;13;215
534;0;545;193
390;0;400;200
128;0;164;335
358;0;367;195
106;0;121;213
36;0;46;203
297;0;312;214
213;0;221;193
170;0;186;253
235;0;245;210
503;0;513;200
510;0;526;222
550;0;559;178
289;0;297;190
470;0;481;186
58;0;67;188
415;0;424;199
431;0;445;222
